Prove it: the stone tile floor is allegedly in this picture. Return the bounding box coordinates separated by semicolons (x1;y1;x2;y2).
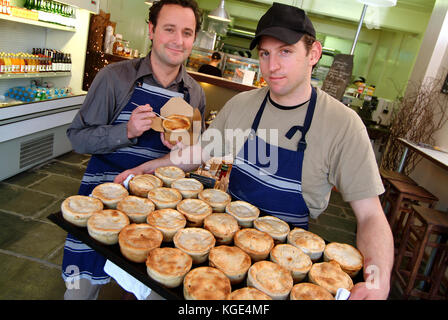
0;151;402;300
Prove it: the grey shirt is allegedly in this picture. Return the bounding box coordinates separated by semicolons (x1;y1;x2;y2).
67;52;206;154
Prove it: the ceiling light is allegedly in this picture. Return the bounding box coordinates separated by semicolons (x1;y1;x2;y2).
208;0;231;22
357;0;397;6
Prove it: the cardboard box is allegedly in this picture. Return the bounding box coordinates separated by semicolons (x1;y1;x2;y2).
151;97;202;146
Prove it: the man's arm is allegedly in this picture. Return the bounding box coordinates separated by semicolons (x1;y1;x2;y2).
114;140;208;184
349;196;394;300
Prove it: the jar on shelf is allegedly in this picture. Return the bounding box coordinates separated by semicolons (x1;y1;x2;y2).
112;34;125;56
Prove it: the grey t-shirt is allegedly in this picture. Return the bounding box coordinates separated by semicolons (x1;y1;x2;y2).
67;52;206;154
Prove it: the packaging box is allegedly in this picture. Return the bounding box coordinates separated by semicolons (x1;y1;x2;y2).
151;97;202;146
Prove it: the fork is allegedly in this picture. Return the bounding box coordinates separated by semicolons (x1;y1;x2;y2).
131;102;169;120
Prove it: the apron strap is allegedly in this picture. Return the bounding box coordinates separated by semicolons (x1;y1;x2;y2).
136;77;190;103
251;93;269;132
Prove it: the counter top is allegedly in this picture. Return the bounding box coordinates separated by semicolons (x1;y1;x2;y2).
188;71;259;92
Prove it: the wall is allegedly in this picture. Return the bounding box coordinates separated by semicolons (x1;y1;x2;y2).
406;0;448;212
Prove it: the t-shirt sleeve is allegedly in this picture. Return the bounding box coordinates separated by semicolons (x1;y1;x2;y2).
328;121;385;202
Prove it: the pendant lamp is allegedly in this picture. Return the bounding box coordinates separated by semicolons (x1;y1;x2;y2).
208;0;231;22
350;0;397;54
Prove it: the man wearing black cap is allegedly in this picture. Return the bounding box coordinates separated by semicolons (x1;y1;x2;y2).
115;2;393;300
198;51;222;77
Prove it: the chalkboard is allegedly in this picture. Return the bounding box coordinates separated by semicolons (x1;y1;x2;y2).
321;54;354;101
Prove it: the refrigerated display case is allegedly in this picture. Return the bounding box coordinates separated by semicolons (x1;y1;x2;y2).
0;5;90;181
221;53;260;86
185;47;223;72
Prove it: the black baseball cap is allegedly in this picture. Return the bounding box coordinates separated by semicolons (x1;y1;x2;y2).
249;2;316;50
211;52;221;60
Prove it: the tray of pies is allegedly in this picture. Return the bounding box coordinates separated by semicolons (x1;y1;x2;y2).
49;166;364;300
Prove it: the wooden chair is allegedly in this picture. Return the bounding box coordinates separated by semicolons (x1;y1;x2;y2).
393;205;448;300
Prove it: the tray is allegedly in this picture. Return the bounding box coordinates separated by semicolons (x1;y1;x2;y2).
48;212;364;300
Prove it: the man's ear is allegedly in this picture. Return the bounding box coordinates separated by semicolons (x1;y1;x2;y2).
309;40;322;66
148;22;155;41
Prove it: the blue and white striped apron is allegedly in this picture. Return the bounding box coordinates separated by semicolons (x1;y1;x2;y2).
228;87;317;229
62;80;188;285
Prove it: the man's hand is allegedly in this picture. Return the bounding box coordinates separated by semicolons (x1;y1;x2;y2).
160;132;186;150
349;281;390;300
127;104;156;139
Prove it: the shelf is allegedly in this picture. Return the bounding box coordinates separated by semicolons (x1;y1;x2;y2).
0;13;75;32
0;72;71;80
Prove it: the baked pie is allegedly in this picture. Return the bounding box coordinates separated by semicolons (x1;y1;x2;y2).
287;228;326;261
162;114;191;132
91;182;129;209
253;215;290;243
118;223;163;263
146;208;186;242
173;227;216;264
147;187;182;209
116;195;155;223
128;174;163;197
290;283;334;300
176;198;212;227
203;213;239;245
146;247;192;288
234;228;274;262
171;178;204;199
227;287;272;300
61;195;103;227
323;242;364;277
270;244;312;283
183;266;231;300
308;261;354;295
198;189;231;213
154;166;185;187
226;200;260;228
87;209;130;245
208;245;251;284
247;260;293;300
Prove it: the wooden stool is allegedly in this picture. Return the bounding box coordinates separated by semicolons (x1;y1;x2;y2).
380;168;418;186
393;205;448;300
382;179;438;238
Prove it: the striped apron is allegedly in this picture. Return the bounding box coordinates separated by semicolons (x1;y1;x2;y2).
228;87;317;229
62;80;187;285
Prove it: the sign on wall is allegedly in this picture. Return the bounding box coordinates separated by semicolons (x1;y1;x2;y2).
321;54;353;101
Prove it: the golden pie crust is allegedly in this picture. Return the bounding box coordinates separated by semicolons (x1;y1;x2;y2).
173;227;216;264
171;178;204;199
198;189;231;213
154;166;185;187
323;242;364;277
308;261;354;295
270;243;312;282
227;287;272;300
253;215;290;243
183;266;231;300
226;200;260;228
118;223;163;263
146;247;192;288
146;208;186;242
91;183;129;209
234;228;274;262
176;198;212;227
162;114;191;132
61;195;103;227
290;283;335;300
203;213;239;245
128;174;163;197
287;227;326;261
147;187;182;209
208;245;251;284
87;209;130;245
247;260;293;300
116;195;155;223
